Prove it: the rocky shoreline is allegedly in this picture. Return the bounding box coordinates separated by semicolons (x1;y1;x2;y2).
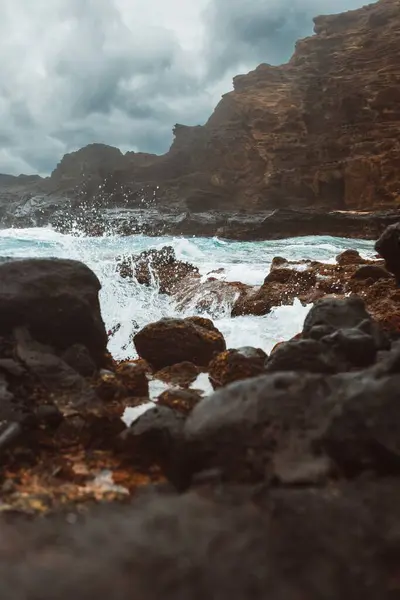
0;222;400;597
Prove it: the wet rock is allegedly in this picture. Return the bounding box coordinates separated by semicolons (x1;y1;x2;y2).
264;339;339;374
375;222;400;282
303;296;372;335
118;405;185;474
158;388;202;415
270;256;288;269
154;362;199;388
351;264;392;282
0;258;107;366
319;374;400;476
336;249;366;266
62;344;97;377
115;361;149;397
232;267;317;316
134;317;226;369
117;246;198;294
209;348;266;389
173;276;252;318
182;372;335;486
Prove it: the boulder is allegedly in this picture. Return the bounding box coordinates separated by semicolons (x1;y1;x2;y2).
158;388;202;415
182;372;335;486
265;339;339;374
209;348;267;389
336;249;366;266
0;258;107;366
375;222;400;282
319;374;400;476
118;405;185;475
154;362;199;388
351;265;392;282
134;317;226;369
303;296;373;336
2;484;400;599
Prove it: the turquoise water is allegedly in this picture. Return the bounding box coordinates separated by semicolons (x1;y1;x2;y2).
0;227;376;359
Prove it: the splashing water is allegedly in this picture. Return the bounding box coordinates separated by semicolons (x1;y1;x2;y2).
0;227;375;359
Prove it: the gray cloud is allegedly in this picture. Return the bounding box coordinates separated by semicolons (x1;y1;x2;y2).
0;0;367;176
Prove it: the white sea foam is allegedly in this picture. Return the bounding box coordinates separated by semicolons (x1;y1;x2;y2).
0;227;375;359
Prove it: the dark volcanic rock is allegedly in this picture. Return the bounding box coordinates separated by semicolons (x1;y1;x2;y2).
182;372;335;486
319;374;400;476
134;317;226;369
118;405;185;474
304;296;373;336
265;339;339;374
375;222;400;283
2;484;400;599
209;348;267;389
0;258;107;366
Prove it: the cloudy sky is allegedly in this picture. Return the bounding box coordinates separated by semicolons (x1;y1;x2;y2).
1;0;367;176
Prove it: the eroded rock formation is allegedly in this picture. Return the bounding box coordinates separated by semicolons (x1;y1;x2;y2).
1;0;399;238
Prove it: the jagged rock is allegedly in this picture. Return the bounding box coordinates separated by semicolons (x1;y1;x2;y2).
2;1;400;240
173;276;252;318
117;246;198;295
134;317;226;369
375;222;400;282
232;268;317;316
0;258;107;366
209;348;266;389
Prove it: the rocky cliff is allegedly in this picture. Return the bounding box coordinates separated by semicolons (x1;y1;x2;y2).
0;0;399;236
134;0;400;213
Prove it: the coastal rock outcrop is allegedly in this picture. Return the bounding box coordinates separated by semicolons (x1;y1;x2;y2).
117;246;198;295
1;0;400;239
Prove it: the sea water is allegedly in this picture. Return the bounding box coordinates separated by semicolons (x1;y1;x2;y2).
0;227;376;359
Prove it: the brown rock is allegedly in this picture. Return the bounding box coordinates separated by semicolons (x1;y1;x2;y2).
134;317;226;369
209;348;266;389
232;268;317;316
154;362;199;388
80;0;400;217
336;249;365;266
117;246;198;295
351;265;392;282
158;388;201;415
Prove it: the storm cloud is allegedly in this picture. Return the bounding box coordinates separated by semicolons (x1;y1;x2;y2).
0;0;367;175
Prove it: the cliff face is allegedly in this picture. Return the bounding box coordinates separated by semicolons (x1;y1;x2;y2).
1;0;399;229
104;0;399;213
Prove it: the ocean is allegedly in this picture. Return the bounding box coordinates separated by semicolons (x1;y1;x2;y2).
0;227;376;360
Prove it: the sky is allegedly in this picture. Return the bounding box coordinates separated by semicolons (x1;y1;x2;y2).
0;0;368;176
